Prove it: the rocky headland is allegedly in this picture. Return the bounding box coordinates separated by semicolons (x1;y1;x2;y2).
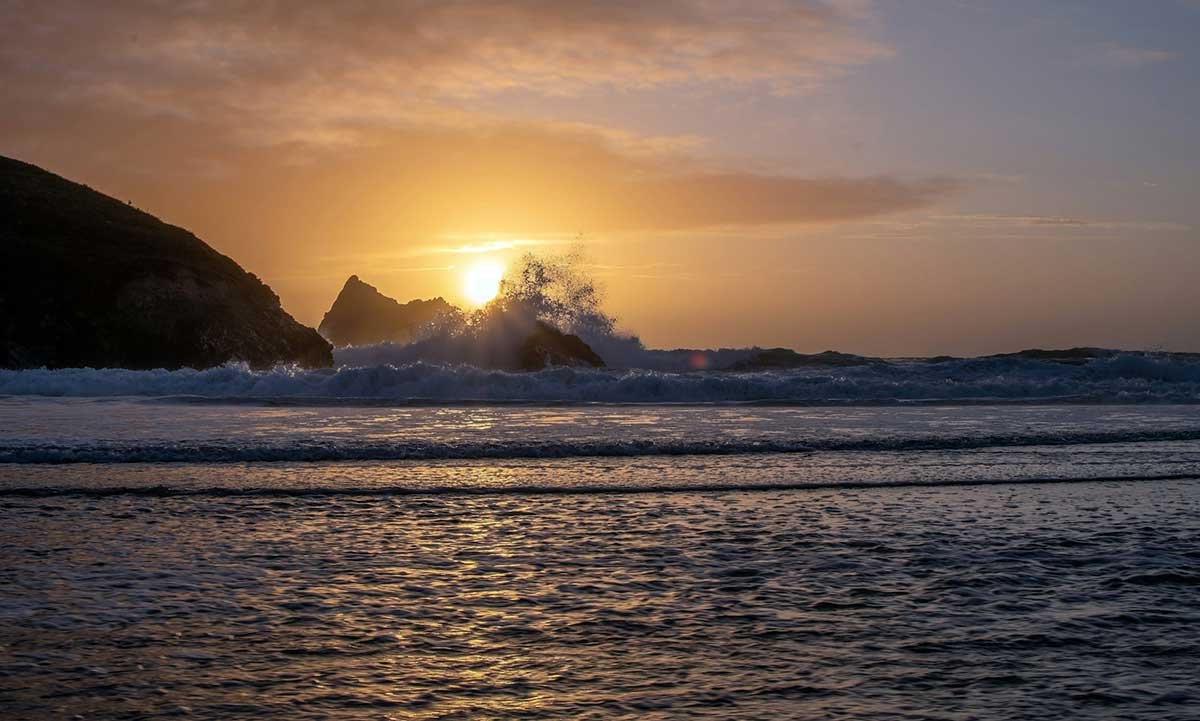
0;155;331;369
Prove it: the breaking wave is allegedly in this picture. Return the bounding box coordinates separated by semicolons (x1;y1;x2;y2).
6;427;1200;464
3;352;1200;404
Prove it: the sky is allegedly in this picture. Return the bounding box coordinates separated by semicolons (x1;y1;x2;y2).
3;0;1198;355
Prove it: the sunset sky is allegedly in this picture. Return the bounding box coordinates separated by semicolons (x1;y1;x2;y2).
4;0;1198;355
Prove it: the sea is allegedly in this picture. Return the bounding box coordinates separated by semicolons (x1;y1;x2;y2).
2;356;1199;719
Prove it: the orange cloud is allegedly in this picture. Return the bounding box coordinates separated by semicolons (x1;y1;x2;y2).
1;1;887;145
0;1;958;325
2;1;940;238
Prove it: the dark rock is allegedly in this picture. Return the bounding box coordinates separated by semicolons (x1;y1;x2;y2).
318;275;454;347
0;155;331;369
516;320;605;371
464;303;604;371
984;348;1200;364
726;348;882;371
415;307;605;371
988;347;1112;365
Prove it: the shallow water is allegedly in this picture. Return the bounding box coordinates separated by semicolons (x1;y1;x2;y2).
2;401;1199;719
2;481;1199;720
5;400;1200;465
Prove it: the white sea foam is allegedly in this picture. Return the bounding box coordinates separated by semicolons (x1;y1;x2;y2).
2;353;1200;403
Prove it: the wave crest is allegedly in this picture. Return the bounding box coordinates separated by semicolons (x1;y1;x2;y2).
2;352;1200;403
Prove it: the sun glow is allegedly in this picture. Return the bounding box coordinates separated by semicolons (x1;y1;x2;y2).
462;260;504;305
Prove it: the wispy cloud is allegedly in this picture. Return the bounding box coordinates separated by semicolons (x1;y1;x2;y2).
1079;42;1176;69
937;214;1192;232
274;265;458;282
833;213;1194;242
425;238;557;255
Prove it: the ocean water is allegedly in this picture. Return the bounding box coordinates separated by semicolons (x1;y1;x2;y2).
4;350;1200;404
2;369;1200;718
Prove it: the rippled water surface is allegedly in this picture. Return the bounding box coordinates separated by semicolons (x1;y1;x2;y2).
2;401;1200;719
5;400;1200;464
1;481;1198;719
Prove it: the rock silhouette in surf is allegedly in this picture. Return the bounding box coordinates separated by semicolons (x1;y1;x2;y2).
318;276;605;371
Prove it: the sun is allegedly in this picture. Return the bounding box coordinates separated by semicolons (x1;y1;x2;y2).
461;260;504;306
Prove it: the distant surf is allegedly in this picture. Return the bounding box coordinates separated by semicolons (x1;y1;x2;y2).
3;351;1200;404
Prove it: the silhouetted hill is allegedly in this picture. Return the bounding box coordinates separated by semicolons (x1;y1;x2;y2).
0;155;331;369
318;275;454;346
